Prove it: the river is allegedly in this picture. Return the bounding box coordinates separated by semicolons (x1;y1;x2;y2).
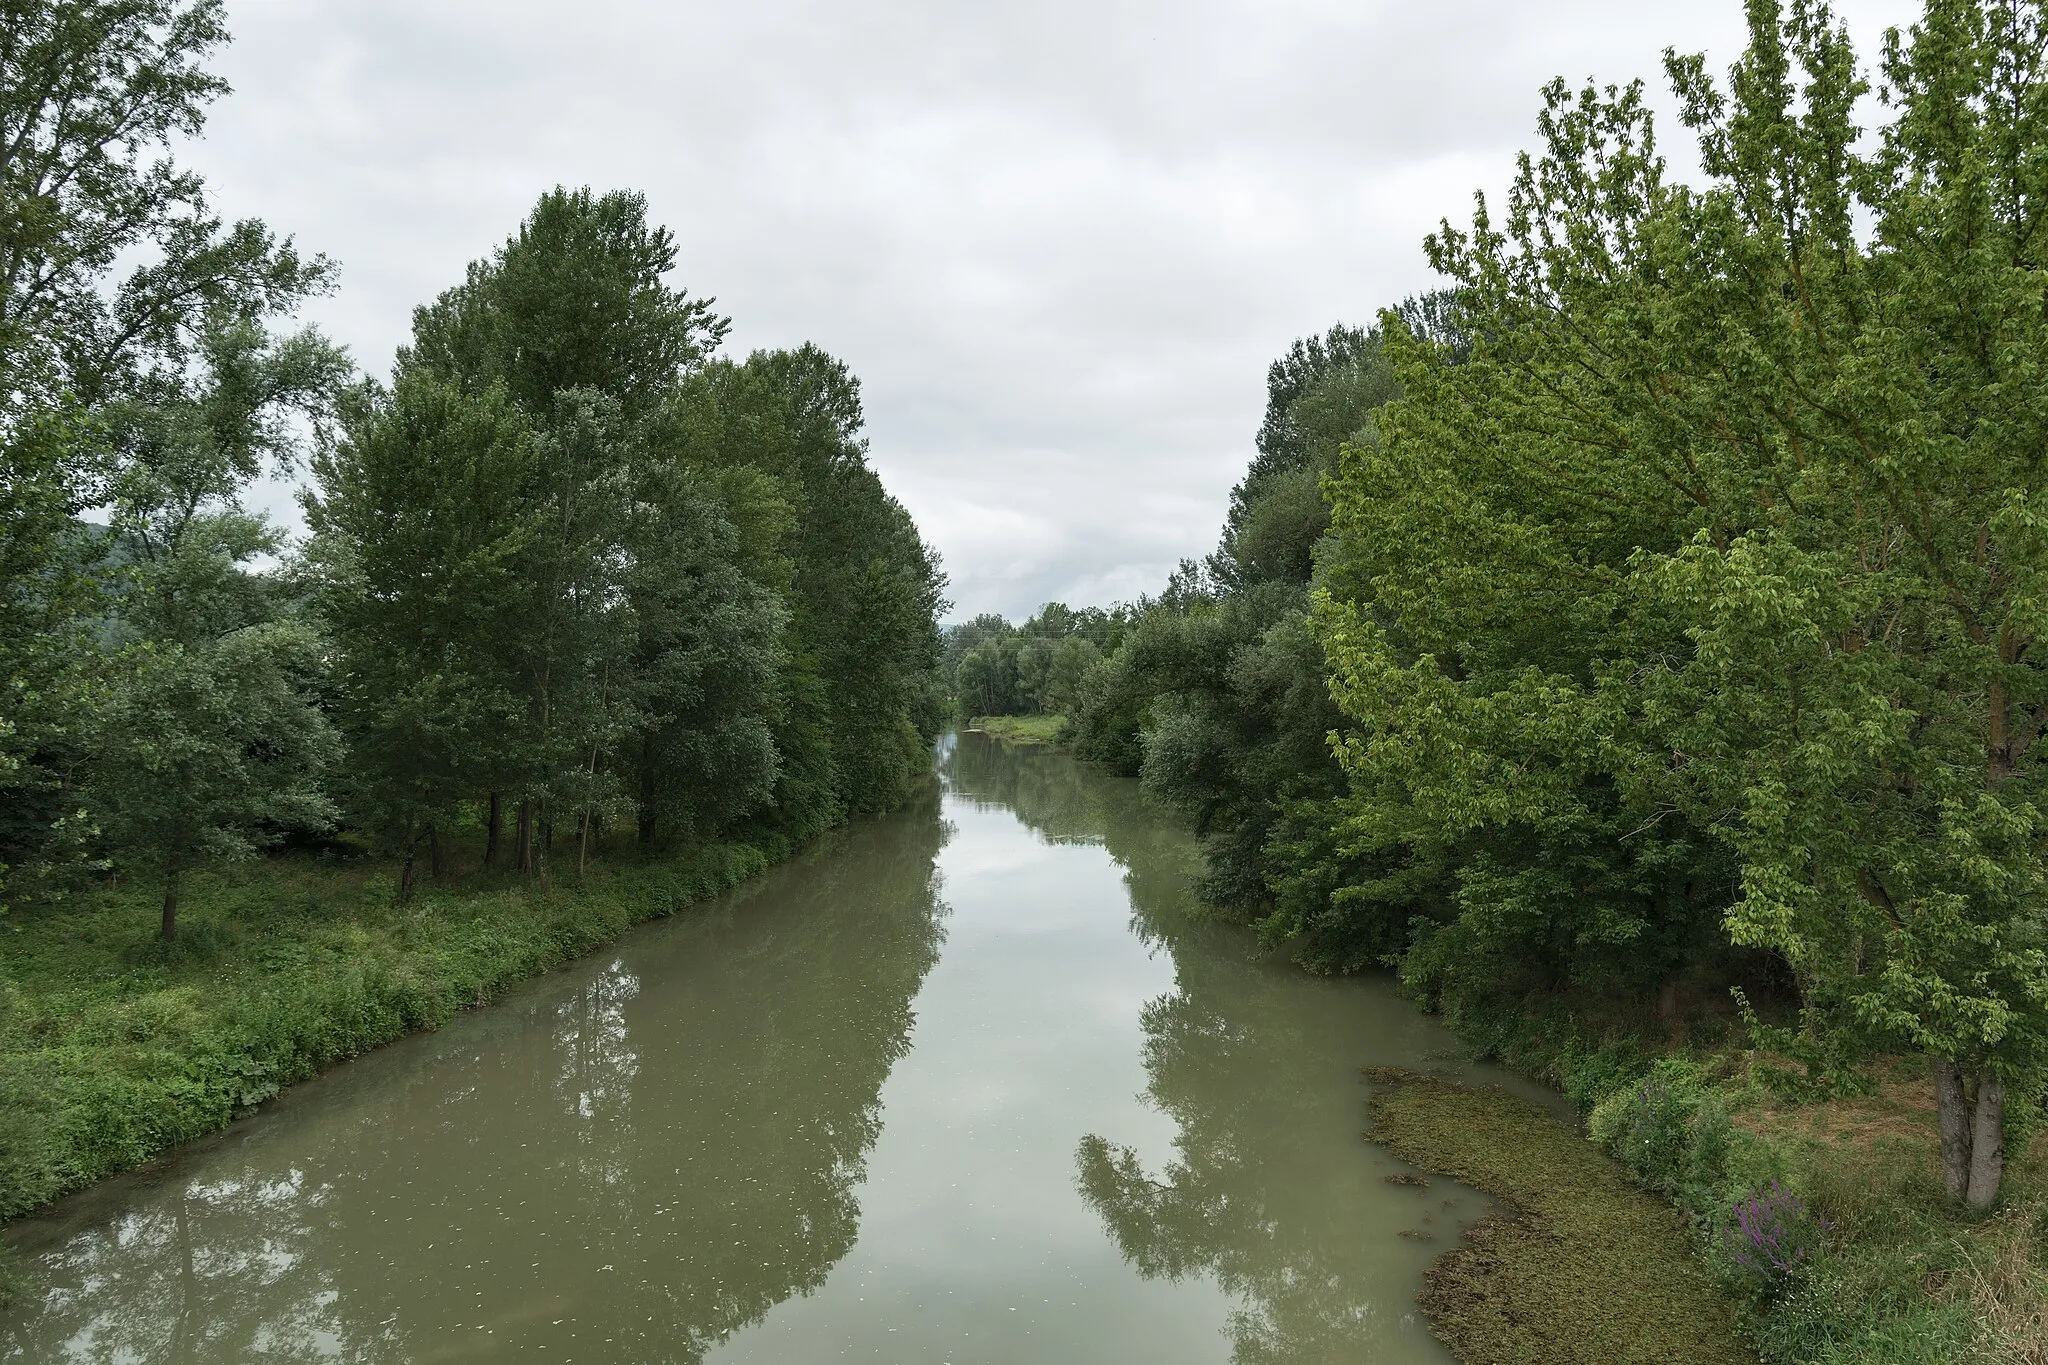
2;732;1540;1364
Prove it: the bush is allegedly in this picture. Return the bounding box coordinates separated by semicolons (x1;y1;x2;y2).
1715;1182;1830;1300
1588;1060;1738;1212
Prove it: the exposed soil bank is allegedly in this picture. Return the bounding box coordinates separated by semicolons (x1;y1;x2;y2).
1366;1068;1754;1365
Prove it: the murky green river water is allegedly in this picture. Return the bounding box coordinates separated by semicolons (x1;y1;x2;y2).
2;734;1541;1364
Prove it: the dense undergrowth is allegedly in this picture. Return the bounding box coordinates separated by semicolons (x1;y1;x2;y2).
0;834;797;1227
1443;1006;2048;1365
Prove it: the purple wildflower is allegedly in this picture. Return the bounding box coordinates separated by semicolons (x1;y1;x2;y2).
1721;1182;1829;1290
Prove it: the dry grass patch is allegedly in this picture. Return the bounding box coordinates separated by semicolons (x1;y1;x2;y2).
1960;1201;2048;1365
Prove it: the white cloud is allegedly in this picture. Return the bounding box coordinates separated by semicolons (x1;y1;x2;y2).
195;0;1924;618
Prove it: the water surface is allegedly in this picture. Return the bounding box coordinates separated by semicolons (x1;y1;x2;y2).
3;734;1534;1363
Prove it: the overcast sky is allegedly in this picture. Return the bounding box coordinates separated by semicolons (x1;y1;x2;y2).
194;0;1922;620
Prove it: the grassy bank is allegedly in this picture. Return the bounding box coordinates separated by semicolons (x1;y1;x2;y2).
965;714;1067;746
0;835;799;1226
1414;1007;2048;1364
1368;1068;1753;1365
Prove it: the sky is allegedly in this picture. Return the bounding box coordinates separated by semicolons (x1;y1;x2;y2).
193;0;1923;621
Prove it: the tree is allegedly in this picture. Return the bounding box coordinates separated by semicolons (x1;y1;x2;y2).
79;309;348;934
106;316;351;646
1065;310;1411;935
0;404;102;912
1317;0;2048;1207
623;460;787;846
956;637;1020;717
305;373;537;898
0;0;331;409
676;345;946;822
325;188;815;879
91;621;339;938
0;0;330;910
387;188;773;875
404;186;727;419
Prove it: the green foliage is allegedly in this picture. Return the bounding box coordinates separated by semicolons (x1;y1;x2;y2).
403;185;727;419
309;189;942;884
1063;311;1413;933
1312;0;2048;1206
0;0;331;410
80;304;349;934
676;344;948;820
305;372;537;861
88;622;341;932
0;1;336;915
1587;1060;1739;1208
0;2;946;1225
0;406;104;914
941;602;1129;719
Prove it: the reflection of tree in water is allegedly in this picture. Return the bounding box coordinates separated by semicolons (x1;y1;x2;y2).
1073;975;1406;1365
942;730;1112;846
946;731;1425;1364
2;791;949;1364
8;1167;400;1365
942;731;1205;934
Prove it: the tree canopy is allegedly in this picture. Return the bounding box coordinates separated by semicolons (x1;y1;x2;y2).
0;6;945;930
1067;0;2048;1210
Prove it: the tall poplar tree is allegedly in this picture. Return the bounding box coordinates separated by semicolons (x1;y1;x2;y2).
1317;0;2048;1207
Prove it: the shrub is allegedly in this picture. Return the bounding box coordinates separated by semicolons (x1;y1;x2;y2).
1590;1059;1734;1210
1718;1182;1830;1299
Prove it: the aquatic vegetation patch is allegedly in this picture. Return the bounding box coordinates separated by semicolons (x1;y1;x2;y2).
1436;1012;2048;1364
1364;1067;1753;1365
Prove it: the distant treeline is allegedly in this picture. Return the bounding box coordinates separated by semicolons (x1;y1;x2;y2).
941;604;1133;719
1050;4;2048;1211
0;3;944;935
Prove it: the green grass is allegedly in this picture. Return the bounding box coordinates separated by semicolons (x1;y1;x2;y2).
965;714;1066;745
1367;1067;1755;1365
0;836;792;1226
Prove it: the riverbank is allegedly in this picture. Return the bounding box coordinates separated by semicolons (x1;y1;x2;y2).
0;832;814;1227
1380;1028;2048;1365
964;714;1067;746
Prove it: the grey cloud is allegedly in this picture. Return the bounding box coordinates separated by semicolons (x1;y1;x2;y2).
199;0;1923;619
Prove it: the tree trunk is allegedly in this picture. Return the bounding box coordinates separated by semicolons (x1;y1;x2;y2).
639;733;660;845
534;801;551;891
1967;1071;2005;1210
427;823;443;880
516;800;533;875
1933;1057;1972;1202
160;856;182;942
399;846;417;906
578;808;591;883
485;792;502;869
